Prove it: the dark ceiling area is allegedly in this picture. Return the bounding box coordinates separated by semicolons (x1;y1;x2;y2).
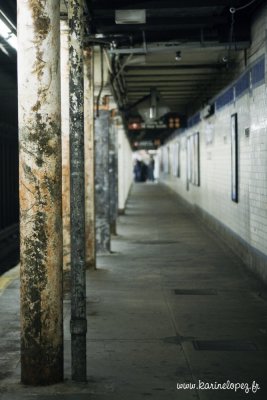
0;0;266;144
86;0;265;145
88;0;251;43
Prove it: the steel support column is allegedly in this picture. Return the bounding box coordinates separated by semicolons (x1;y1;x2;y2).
84;48;96;269
60;20;71;274
109;121;118;235
18;0;63;385
95;110;111;254
68;0;87;381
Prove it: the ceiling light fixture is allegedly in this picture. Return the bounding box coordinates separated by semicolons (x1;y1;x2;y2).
115;10;146;24
0;10;17;51
137;89;170;124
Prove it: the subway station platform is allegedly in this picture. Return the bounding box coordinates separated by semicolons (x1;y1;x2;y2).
1;183;267;399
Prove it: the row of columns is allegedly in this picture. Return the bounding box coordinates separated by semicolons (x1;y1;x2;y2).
18;0;119;385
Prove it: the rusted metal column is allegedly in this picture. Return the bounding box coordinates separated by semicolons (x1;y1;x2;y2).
60;20;71;274
109;120;118;235
68;0;87;381
95;110;111;253
84;47;96;269
18;0;63;385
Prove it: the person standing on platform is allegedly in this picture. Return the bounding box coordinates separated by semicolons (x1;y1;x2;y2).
148;156;155;182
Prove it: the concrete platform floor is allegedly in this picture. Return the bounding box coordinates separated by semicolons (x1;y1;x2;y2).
1;183;267;399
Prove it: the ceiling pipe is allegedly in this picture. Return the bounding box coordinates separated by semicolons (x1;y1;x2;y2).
114;53;133;81
111;55;125;104
121;94;151;113
116;57;130;104
103;46;126;106
96;46;104;117
103;48;125;110
108;41;250;55
114;57;125;95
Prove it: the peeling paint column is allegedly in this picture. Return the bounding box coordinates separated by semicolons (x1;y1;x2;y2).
68;0;87;381
84;48;96;269
109;120;118;235
95;111;111;254
18;0;63;385
60;20;71;274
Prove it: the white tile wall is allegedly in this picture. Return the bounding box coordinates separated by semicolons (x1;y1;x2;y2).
161;5;267;259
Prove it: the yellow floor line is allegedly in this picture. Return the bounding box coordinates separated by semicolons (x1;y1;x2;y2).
0;265;20;296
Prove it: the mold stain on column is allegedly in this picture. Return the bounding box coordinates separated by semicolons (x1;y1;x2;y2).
68;0;87;382
18;0;63;384
95;110;111;254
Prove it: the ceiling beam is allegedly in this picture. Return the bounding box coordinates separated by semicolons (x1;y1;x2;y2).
128;90;200;94
128;95;210;98
90;0;231;10
96;24;220;33
125;64;223;70
125;65;224;72
125;78;229;83
128;92;198;95
94;16;227;26
126;82;223;87
128;91;218;96
128;98;195;102
127;94;205;97
124;73;225;77
127;86;219;91
108;41;250;55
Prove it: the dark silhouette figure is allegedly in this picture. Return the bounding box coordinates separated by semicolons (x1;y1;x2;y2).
148;156;155;181
134;160;148;182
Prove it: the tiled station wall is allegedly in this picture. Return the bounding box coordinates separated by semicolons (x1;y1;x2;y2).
160;5;267;282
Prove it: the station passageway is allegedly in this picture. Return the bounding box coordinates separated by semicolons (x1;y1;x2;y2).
1;182;267;399
1;1;267;398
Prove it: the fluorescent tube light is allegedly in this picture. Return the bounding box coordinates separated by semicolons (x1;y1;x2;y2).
0;12;17;51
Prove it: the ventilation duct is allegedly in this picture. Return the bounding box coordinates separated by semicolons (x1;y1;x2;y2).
115;10;146;24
